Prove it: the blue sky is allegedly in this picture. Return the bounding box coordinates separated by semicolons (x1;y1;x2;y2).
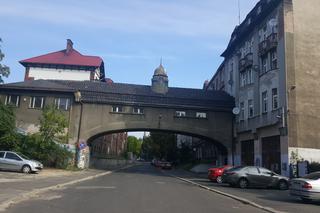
1;0;258;89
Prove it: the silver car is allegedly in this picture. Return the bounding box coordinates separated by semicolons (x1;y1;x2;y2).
222;166;289;190
0;151;43;173
289;172;320;202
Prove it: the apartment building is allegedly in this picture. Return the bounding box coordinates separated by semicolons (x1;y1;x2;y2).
206;0;320;175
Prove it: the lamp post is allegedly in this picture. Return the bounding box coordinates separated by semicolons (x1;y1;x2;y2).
74;90;83;168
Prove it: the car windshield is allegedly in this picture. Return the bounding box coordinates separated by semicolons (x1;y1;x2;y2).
17;153;31;160
226;166;243;172
303;172;320;180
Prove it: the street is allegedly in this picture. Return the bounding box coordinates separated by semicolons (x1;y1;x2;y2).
5;164;264;213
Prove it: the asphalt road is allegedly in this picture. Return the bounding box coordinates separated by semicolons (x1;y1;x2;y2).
6;164;265;213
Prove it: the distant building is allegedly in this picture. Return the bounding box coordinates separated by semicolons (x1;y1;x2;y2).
206;0;320;175
91;133;128;158
20;39;105;82
18;39;126;157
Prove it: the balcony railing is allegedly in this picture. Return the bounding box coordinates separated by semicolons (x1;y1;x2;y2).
239;53;254;72
258;33;278;56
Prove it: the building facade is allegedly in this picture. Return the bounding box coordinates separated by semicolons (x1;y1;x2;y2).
20;39;105;82
206;0;320;175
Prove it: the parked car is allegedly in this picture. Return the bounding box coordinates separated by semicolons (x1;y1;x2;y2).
208;165;232;183
0;151;43;174
222;166;289;190
160;161;172;170
289;171;320;202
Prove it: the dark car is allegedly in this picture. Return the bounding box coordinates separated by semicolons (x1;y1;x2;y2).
222;166;289;190
160;161;172;170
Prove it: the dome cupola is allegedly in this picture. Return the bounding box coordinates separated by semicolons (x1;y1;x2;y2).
151;62;169;94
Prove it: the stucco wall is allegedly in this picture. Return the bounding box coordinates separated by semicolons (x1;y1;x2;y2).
69;103;233;150
28;67;92;81
0;92;72;135
286;0;320;148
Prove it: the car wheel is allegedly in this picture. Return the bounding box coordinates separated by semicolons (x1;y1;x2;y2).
238;178;249;189
216;176;223;184
278;180;288;190
301;197;312;203
22;165;31;174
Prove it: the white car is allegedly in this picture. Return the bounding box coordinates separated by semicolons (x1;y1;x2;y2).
0;151;43;174
289;171;320;202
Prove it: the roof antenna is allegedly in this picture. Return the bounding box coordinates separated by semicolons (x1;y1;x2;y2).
238;0;241;25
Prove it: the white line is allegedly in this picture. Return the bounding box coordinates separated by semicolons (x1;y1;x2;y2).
168;174;287;213
0;164;135;212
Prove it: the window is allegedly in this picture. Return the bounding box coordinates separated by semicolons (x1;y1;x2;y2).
112;106;123;113
259;25;267;42
247;68;253;84
5;95;20;107
246;167;260;175
0;151;4;158
257;6;262;15
29;96;44;109
240;72;246;87
175;111;186;117
133;107;144;114
248;99;254;118
261;55;268;74
272;88;278;110
240;102;245;120
54;98;70;111
5;152;22;161
240;69;253;87
262;91;268;113
196;112;207;118
270;50;277;70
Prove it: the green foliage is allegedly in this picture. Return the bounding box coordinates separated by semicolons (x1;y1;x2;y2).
0;101;16;147
39;105;68;143
0;102;73;169
309;162;320;173
0;38;10;83
127;136;142;157
141;132;178;162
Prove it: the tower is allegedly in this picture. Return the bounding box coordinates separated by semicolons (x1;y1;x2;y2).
151;63;168;94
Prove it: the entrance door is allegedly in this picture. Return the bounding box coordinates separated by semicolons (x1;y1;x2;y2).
262;136;281;174
241;140;254;166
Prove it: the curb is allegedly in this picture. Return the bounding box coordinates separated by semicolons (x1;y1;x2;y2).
0;164;135;212
168;174;286;213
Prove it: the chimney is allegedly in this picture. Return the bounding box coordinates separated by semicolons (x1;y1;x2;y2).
66;39;73;54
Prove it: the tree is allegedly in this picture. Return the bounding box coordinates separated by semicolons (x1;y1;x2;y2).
39;105;68;143
0;101;18;150
0;38;10;83
141;132;178;162
127;136;142;157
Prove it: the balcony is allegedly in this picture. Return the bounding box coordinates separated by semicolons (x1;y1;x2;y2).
239;53;254;72
259;33;278;56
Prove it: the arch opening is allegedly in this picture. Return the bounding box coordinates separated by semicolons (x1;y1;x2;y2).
87;128;229;170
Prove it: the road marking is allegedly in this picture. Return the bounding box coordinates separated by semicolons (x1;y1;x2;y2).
166;173;286;213
75;186;116;190
155;181;166;184
0;164;136;212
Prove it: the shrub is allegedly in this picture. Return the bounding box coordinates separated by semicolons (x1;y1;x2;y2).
309;162;320;173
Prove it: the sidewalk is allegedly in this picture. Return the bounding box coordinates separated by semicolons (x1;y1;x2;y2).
165;168;320;213
0;168;104;205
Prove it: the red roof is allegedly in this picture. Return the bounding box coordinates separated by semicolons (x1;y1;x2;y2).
20;48;103;67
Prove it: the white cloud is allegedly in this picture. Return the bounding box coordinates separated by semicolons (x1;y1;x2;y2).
0;0;259;37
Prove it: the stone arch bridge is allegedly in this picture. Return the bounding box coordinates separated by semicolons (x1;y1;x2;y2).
0;79;234;163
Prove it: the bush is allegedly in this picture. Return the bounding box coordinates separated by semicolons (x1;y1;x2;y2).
0;133;74;169
309;162;320;173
